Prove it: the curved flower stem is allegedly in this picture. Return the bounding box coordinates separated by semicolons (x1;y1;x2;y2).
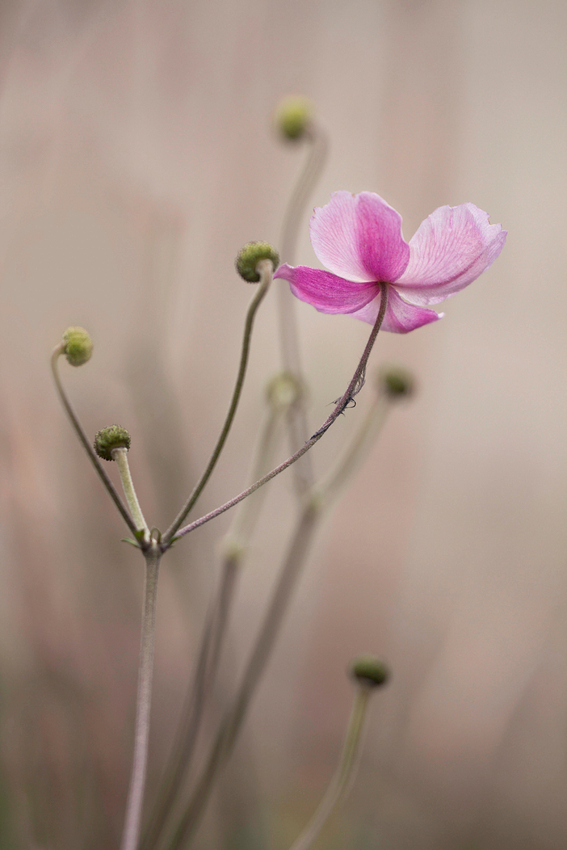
169;283;389;545
315;393;390;507
162;259;273;545
277;123;328;497
50;344;139;538
111;447;150;540
163;500;321;850
120;538;162;850
287;686;371;850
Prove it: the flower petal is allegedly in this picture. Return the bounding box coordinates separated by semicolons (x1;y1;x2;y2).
350;285;443;333
309;191;410;283
394;203;507;305
274;263;378;314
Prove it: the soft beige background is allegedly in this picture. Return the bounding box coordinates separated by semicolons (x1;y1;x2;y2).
0;1;565;848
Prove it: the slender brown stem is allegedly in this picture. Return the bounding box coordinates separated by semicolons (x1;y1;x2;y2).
51;345;139;538
169;283;389;545
120;539;162;850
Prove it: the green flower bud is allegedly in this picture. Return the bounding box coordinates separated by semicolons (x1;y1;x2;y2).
94;425;131;461
62;326;93;367
349;655;389;688
236;242;280;283
265;372;302;411
378;365;415;400
274;95;313;140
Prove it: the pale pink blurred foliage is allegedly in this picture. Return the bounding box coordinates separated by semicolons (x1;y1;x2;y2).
0;1;566;850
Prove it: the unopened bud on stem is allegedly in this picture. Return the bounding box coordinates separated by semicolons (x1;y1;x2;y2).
274;95;314;141
94;425;131;461
236;242;280;283
349;655;390;688
62;326;93;366
378;365;415;400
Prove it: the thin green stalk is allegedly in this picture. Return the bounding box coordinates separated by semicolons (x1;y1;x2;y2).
120;539;162;850
112;447;150;539
279;125;328;267
288;687;371;850
277;123;328;497
163;260;273;545
51;344;139;538
163;501;321;849
170;283;389;545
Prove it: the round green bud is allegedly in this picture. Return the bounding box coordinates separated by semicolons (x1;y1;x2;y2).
265;371;302;410
236;242;280;283
378;366;415;400
274;95;313;140
62;326;93;367
349;655;390;688
94;425;131;461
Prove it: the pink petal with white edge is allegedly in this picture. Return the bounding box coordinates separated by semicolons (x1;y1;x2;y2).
350;285;443;333
394;203;507;305
274;264;379;314
309;191;410;283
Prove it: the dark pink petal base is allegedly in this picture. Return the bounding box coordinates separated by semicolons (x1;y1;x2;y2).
274;264;379;314
350;285;442;333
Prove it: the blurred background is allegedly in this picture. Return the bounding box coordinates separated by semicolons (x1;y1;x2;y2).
0;0;566;848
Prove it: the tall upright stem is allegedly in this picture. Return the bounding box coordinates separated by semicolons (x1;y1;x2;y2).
277;124;328;496
120;540;162;850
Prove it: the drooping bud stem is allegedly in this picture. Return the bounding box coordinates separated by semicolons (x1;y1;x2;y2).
50;337;138;537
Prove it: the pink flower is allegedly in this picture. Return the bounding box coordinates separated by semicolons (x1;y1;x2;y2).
274;191;506;333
